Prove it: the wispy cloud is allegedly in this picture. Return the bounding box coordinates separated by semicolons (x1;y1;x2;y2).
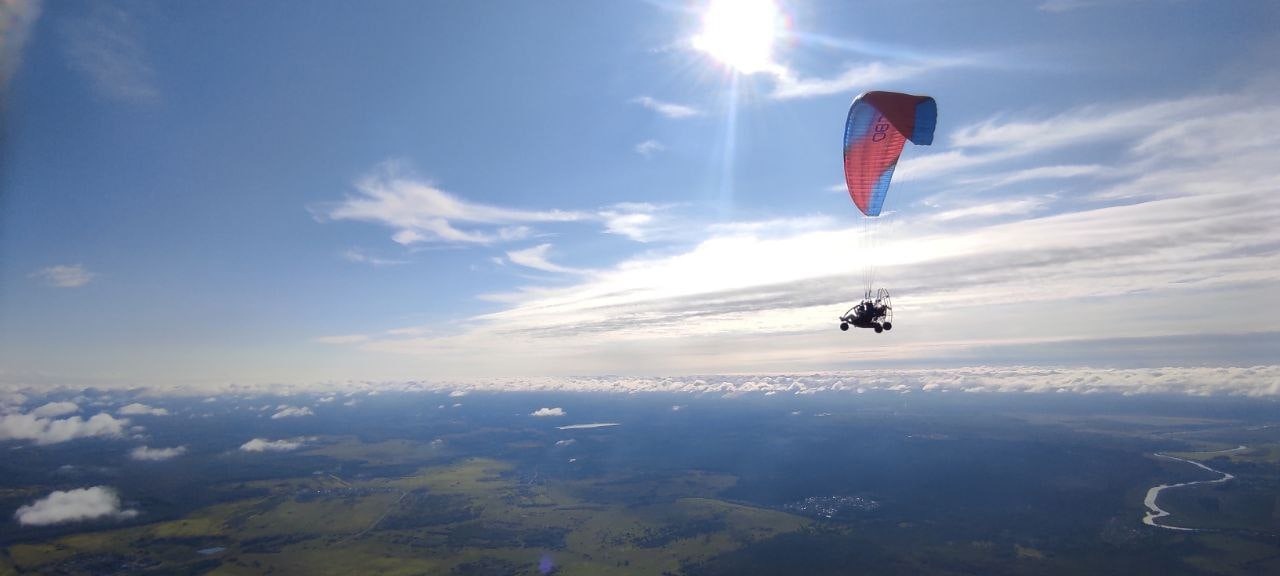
634;139;666;157
631;96;701;118
954;97;1225;152
598;202;667;242
60;4;157;103
30;264;95;288
0;0;42;93
927;197;1052;222
129;445;186;461
14;486;138;526
341;248;407;267
557;422;619;430
769;61;925;100
337;92;1280;376
316;162;583;246
318;162;662;246
506;244;583;275
957;165;1107;189
897;96;1241;187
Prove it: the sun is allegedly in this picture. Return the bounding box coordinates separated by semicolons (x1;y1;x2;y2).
692;0;782;75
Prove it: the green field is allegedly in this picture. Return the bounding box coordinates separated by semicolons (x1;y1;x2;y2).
1166;443;1280;465
5;443;809;576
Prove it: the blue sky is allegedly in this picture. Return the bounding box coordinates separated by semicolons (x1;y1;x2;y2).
1;0;1278;386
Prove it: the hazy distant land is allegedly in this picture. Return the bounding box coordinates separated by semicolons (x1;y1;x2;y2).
2;389;1277;575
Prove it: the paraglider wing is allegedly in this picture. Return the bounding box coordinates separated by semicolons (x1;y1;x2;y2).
843;91;937;217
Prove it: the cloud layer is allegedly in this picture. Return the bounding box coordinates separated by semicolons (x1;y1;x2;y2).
422;366;1280;398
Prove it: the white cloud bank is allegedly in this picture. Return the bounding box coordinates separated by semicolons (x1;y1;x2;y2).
3;365;1276;401
530;407;565;417
129;445;187;461
0;413;130;445
388;367;1280;398
14;487;138;526
240;438;303;452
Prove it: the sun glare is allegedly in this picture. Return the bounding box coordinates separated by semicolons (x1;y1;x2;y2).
692;0;781;75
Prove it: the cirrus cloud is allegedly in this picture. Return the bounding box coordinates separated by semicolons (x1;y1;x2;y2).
60;4;157;103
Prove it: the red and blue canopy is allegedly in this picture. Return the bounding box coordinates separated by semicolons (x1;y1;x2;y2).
843;91;937;217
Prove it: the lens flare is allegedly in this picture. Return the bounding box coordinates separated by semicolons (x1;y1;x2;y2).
692;0;781;75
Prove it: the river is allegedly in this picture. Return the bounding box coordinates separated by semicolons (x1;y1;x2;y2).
1141;446;1244;531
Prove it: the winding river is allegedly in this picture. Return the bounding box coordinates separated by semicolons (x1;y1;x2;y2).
1141;446;1245;531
